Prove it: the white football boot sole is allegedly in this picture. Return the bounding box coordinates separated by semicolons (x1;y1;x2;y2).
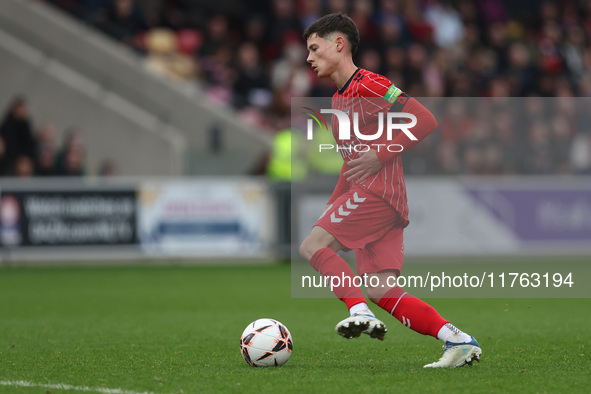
335;312;387;341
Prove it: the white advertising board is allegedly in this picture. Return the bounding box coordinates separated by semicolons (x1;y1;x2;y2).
296;178;591;256
139;179;274;258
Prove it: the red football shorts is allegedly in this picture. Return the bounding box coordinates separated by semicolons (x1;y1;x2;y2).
314;185;405;276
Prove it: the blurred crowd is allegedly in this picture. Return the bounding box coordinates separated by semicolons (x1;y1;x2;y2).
405;96;591;175
0;97;115;177
43;0;591;175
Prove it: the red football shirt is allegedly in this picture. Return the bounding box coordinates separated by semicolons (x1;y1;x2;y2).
327;68;437;227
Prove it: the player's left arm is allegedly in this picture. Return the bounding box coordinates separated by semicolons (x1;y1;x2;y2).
375;96;437;164
345;96;437;183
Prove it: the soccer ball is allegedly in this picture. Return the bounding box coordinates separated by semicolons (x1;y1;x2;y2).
240;318;293;367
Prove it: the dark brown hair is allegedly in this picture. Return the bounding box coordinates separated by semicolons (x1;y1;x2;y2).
303;13;360;55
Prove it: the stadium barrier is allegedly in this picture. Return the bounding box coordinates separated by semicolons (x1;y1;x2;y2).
0;177;275;263
295;176;591;257
1;176;590;263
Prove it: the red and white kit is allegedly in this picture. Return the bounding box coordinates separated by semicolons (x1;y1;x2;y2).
315;68;436;274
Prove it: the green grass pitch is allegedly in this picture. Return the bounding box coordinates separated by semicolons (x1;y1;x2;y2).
0;261;589;393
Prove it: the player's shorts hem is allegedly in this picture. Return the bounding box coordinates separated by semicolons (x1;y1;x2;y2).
312;224;354;251
313;186;399;251
357;265;402;277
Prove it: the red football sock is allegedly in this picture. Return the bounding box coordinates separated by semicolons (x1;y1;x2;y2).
310;248;366;309
377;287;448;338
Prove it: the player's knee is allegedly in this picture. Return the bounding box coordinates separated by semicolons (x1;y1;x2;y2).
299;234;333;262
300;227;342;262
366;270;400;303
366;286;387;304
298;237;318;262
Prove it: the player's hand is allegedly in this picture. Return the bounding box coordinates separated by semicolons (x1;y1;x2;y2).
344;150;383;184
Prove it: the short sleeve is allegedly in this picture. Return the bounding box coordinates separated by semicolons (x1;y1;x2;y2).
356;73;405;118
358;73;403;104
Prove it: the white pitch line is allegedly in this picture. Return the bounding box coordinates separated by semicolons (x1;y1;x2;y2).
0;380;155;394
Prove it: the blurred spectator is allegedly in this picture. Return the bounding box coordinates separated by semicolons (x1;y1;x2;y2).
374;0;406;41
359;48;383;74
42;0;591;177
492;111;521;174
425;2;464;48
36;145;57;176
14;156;35;178
350;0;379;45
55;129;87;176
570;132;591;174
36;123;56;150
199;14;231;58
271;40;312;109
95;0;147;49
478;0;509;24
34;123;57;176
233;42;271;109
506;42;536;96
403;43;428;95
0;97;36;175
59;147;86;176
0;98;108;178
144;28;197;82
327;0;348;14
0;136;7;175
45;0;591;102
177;28;203;56
439;100;473;143
265;0;303;60
524;121;553;174
98;159;117;177
198;15;236;105
436;141;460;174
551;114;574;173
300;0;323;29
243;15;267;49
